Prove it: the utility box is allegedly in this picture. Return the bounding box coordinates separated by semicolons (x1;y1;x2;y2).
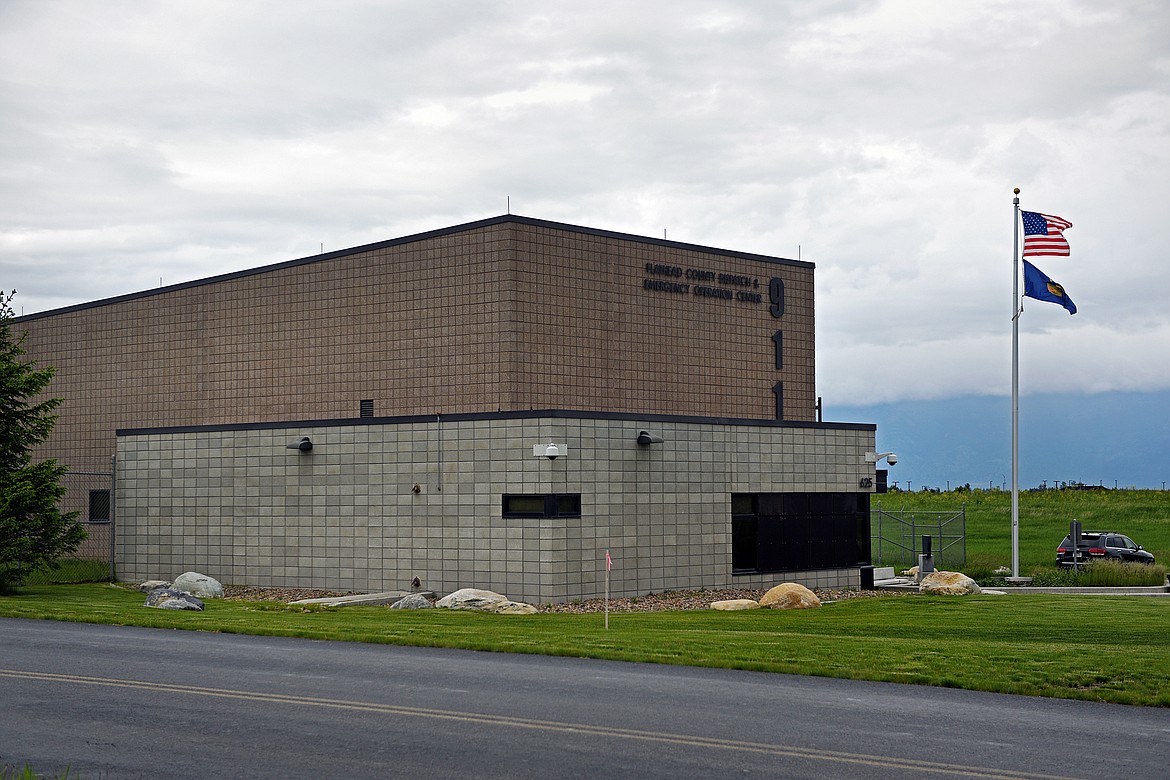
917;535;935;582
860;565;875;590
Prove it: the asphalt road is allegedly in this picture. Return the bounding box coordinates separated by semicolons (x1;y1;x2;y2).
2;618;1168;779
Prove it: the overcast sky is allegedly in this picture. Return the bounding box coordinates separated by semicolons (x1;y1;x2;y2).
2;0;1167;408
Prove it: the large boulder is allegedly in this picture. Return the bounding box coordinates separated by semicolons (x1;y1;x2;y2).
436;588;509;610
920;571;981;596
172;572;224;599
435;588;536;614
759;583;821;610
138;579;171;593
144;588;204;611
390;593;434;610
711;599;760;611
482;600;538;615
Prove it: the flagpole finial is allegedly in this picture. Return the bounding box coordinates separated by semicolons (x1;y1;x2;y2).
1013;187;1020;194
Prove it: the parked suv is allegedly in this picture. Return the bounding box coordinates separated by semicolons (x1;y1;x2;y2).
1056;531;1155;567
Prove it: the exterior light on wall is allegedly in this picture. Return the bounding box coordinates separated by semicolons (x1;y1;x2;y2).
636;430;664;445
287;437;313;453
533;442;565;460
865;451;898;466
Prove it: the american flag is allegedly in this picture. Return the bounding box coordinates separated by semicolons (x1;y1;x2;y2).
1021;211;1072;257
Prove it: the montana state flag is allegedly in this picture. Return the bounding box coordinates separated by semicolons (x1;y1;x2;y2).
1023;260;1077;315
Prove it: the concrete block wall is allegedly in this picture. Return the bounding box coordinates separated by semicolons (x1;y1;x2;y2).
116;413;874;603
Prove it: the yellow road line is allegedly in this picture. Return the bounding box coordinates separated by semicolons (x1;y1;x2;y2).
1;668;1079;779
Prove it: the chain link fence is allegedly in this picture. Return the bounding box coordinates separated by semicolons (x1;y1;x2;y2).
870;502;966;570
15;468;115;585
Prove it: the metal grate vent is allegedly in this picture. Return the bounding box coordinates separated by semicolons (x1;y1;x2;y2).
360;399;374;418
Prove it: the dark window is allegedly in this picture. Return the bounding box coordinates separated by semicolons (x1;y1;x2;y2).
502;494;582;518
731;494;756;515
88;489;111;523
555;494;581;516
732;494;758;572
360;399;374;417
732;492;870;574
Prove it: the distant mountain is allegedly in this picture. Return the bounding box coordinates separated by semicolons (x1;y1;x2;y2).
826;389;1170;491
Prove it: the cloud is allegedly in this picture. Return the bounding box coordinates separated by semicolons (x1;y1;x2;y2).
1;0;1168;405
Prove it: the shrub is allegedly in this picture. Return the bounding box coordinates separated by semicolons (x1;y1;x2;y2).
1029;560;1167;587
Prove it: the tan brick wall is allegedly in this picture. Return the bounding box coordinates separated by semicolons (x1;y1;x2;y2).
505;223;814;419
19;217;814;472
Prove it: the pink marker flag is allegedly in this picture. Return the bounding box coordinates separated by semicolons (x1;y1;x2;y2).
606;550;612;570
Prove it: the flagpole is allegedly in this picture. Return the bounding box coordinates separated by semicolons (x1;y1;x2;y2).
1011;187;1021;579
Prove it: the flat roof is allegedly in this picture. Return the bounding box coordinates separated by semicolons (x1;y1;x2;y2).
16;214;811;322
117;408;874;437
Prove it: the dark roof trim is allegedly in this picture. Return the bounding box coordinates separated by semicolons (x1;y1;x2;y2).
117;408;874;437
15;214;811;322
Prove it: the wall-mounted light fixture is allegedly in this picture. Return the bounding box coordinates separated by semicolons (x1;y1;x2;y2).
287;436;313;453
533;442;566;460
636;430;664;446
865;451;898;466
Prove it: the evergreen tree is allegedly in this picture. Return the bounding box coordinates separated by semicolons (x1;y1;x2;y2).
0;291;85;589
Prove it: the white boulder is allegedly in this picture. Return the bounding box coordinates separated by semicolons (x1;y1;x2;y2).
482;600;538;615
436;588;508;610
172;571;224;599
436;588;536;613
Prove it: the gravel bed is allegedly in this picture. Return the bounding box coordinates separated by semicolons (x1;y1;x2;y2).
223;585;355;603
540;587;908;613
222;584;909;611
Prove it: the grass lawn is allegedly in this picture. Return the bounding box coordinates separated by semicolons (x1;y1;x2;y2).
2;583;1168;708
873;488;1170;575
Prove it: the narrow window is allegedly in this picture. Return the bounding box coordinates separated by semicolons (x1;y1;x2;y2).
89;489;111;523
731;494;758;573
502;494;582;518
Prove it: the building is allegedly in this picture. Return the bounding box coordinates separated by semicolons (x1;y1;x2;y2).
18;215;880;602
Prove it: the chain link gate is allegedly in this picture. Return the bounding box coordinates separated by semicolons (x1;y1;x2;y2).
14;465;115;585
870;501;966;570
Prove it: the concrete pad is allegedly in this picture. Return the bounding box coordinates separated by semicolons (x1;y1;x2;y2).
289;591;435;607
